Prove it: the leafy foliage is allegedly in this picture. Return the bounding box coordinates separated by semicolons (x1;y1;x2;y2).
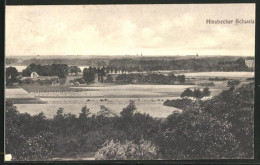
22;63;69;78
163;98;193;109
5;83;254;160
180;88;211;98
6;67;19;85
227;79;240;87
83;68;95;83
180;88;194;97
95;139;158;160
68;66;81;75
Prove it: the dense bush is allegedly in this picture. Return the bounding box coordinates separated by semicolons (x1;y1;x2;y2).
95;139;158;160
5;102;55;161
227;79;240;87
115;73;185;84
198;82;215;86
163;98;193;109
154;102;239;159
208;77;228;81
180;88;211;98
160;83;254;159
180;88;194;97
75;78;86;84
202;83;254;158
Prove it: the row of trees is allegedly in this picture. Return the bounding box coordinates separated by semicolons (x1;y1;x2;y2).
5;83;254;160
217;58;252;71
115;73;185;84
180;88;211;98
82;69;186;85
22;63;70;78
82;67;106;83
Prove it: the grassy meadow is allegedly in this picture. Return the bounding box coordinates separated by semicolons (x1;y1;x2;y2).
5;71;254;118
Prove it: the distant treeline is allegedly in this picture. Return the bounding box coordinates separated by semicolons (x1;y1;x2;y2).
115;73;185;84
7;56;253;72
81;68;185;84
6;58;19;65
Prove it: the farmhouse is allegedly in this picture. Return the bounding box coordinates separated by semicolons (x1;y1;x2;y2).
22;72;60;85
28;72;59;80
31;72;39;78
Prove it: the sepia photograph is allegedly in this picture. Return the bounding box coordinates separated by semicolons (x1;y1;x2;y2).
5;4;255;161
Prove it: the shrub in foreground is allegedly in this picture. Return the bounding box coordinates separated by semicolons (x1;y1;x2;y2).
95;138;158;160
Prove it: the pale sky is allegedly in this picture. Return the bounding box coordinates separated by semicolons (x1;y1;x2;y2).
6;4;255;56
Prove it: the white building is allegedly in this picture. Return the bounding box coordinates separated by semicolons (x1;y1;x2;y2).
30;72;39;78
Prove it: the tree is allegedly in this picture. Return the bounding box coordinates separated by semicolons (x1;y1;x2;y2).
114;66;118;73
202;87;211;97
180;88;194;97
97;105;112;118
193;89;203;99
83;68;95;84
168;73;176;83
105;74;113;83
22;68;32;77
79;105;91;119
6;67;19;85
120;100;137;121
176;75;185;83
105;66;110;74
51;64;69;78
28;63;37;70
100;66;106;82
97;67;101;82
53;108;66;135
78;105;91;133
155;101;240;159
68;66;81;75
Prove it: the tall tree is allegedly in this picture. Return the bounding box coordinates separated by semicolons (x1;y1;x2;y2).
6;67;19;85
83;68;95;84
202;87;211;97
100;66;106;83
51;64;69;78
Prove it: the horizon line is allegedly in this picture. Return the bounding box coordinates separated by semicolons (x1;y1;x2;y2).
6;54;255;57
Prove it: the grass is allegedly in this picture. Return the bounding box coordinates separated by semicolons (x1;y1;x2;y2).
6;98;47;104
21;85;97;93
8;72;253;118
179;72;254;78
14;102;179;118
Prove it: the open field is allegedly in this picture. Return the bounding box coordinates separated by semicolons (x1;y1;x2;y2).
177;71;254;79
6;88;35;99
6;71;254;118
15;101;181;118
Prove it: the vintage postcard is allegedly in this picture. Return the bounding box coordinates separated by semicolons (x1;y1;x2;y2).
5;4;255;161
